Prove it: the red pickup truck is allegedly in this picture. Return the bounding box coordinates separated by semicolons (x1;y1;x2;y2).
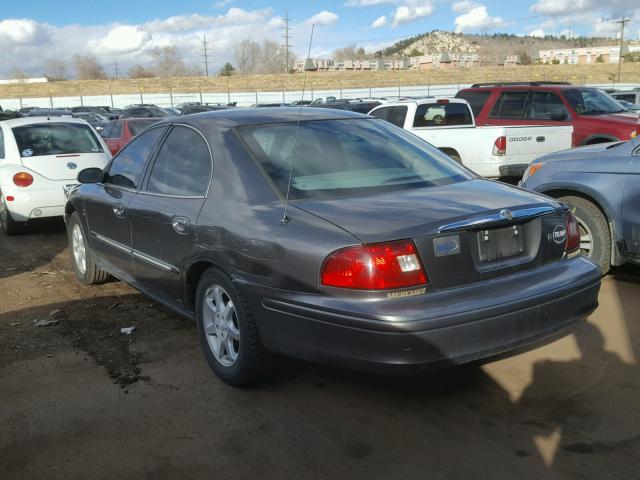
456;82;639;147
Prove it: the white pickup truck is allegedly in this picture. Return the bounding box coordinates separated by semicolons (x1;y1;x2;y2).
369;98;573;178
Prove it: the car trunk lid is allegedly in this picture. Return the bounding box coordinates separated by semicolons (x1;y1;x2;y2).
295;179;569;288
21;152;109;181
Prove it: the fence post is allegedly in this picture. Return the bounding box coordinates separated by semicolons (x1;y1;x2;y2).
282;90;285;103
110;92;114;108
19;96;23;109
199;90;203;104
170;88;174;107
255;91;258;104
80;95;84;106
369;87;372;97
398;85;401;96
227;90;231;105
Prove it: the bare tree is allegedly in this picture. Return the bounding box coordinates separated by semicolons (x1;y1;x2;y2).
334;45;371;61
233;40;260;74
128;64;155;79
43;60;68;82
72;54;107;80
149;46;190;77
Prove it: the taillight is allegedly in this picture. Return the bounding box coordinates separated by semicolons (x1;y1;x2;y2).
565;210;580;257
13;172;33;187
492;136;506;156
321;240;428;290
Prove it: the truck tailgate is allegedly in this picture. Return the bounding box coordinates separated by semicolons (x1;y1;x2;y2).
502;125;573;164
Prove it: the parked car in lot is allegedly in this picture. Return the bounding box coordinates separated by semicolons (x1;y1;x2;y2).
617;100;640;114
122;105;169;118
610;89;640;106
180;105;231;116
72;112;110;132
64;108;600;385
369;98;573;178
0;117;111;234
27;108;73;117
100;118;161;155
521;137;640;274
456;82;639;147
70;106;120;120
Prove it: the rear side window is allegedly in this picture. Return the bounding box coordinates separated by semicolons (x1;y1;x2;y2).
369;106;407;127
489;92;529;118
103;127;166;190
455;91;490;116
528;92;570;120
146;126;211;197
129;120;156;136
613;94;636;103
12;122;104;157
413;103;472;127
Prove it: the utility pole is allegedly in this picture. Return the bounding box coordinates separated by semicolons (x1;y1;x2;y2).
281;12;292;74
113;60;119;80
614;17;630;83
202;35;210;77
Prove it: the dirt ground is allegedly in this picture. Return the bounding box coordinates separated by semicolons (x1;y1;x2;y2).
0;221;638;480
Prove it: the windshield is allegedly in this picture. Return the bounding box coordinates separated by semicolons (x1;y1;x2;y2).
563;89;625;115
238;118;473;200
12;122;104;157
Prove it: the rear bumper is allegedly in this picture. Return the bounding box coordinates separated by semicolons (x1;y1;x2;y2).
2;184;68;221
246;257;601;374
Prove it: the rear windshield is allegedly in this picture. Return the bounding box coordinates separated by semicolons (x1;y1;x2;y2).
129;120;158;136
238;118;473;200
12;122;104;158
455;91;491;116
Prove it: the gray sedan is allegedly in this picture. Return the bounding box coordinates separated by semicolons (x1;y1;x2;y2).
521;138;640;274
63;108;600;385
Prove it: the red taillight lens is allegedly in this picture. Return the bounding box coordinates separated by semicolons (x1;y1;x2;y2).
13;172;33;187
565;210;580;254
492;136;506;156
321;240;428;290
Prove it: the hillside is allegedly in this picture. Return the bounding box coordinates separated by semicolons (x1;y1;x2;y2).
376;31;618;61
0;63;638;102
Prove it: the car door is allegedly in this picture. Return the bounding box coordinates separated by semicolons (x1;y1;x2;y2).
83;126;167;278
127;125;212;307
621;144;640;257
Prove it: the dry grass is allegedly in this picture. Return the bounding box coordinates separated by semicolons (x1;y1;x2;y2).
1;63;638;99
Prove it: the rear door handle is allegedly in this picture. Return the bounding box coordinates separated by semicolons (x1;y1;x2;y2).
112;203;125;217
172;216;190;235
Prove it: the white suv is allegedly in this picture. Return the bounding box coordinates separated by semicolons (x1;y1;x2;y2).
0;117;111;235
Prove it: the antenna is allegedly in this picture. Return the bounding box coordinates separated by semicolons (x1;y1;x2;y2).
281;23;315;225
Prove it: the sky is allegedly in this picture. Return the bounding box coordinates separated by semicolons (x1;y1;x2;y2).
0;0;638;77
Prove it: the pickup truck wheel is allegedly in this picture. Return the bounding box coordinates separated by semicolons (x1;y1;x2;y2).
557;196;611;275
196;268;272;386
0;196;26;236
67;212;110;285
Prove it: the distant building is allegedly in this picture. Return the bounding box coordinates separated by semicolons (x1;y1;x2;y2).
294;58;409;72
537;45;640;64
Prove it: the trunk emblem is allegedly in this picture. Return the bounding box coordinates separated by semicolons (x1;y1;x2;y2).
550;225;567;244
500;209;514;221
67;162;78;169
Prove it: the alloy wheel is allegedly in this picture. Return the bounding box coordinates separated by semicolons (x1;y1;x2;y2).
576;216;593;258
203;285;240;367
71;224;87;275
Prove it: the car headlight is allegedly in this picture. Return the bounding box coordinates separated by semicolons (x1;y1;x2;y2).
631;129;638;139
521;162;545;183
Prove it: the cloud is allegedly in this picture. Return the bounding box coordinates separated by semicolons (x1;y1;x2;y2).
452;1;478;13
305;11;339;26
371;16;388;28
530;0;639;18
344;0;398;6
454;6;504;33
391;2;434;28
95;25;151;54
214;0;234;7
0;19;50;45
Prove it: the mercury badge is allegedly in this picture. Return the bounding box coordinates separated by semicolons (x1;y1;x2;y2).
500;209;514;221
67;162;78;170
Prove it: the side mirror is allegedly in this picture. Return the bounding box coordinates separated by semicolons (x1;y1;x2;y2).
549;105;569;121
77;167;103;184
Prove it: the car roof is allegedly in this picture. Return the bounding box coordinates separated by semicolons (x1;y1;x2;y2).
0;116;89;127
154;107;368;127
460;84;589;92
371;97;467;107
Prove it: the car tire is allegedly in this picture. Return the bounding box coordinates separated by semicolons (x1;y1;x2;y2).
557;195;611;275
67;212;110;285
0;195;26;235
196;268;272;386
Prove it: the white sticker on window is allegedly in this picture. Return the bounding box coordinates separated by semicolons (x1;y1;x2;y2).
22;148;33;157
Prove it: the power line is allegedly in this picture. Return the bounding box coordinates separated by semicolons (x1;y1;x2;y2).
613;17;630;83
113;60;119;80
281;12;292;74
202;35;210;77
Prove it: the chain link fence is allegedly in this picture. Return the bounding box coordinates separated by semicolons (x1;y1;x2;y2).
1;83;639;110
